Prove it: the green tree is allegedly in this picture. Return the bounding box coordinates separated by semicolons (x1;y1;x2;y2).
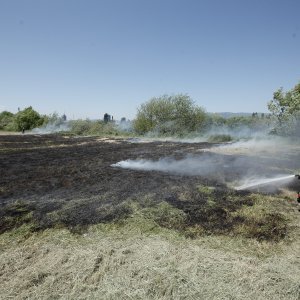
15;106;45;131
267;82;300;135
0;111;16;131
133;94;207;135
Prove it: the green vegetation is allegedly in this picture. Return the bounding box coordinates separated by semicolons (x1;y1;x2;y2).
0;106;47;132
1;81;299;137
1;81;299;138
42;112;65;126
15;106;46;130
0;111;16;131
0;109;133;136
268;81;300;136
133;94;207;135
132;94;274;139
69;119;132;137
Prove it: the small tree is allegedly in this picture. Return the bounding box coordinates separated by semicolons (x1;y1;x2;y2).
0;111;16;131
268;82;300;135
133;94;207;135
15;106;45;131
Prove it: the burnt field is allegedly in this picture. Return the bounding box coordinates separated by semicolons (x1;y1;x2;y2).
1;134;300;240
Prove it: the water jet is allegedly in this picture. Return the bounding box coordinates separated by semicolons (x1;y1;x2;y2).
235;175;295;191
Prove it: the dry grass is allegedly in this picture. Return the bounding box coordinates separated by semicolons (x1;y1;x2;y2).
1;197;299;300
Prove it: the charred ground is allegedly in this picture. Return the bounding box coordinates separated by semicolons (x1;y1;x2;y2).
0;134;299;240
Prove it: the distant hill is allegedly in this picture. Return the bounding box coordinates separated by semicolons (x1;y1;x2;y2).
210;112;266;119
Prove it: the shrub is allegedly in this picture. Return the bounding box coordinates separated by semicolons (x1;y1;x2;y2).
0;111;16;131
69;119;130;136
15;106;46;131
133;94;207;135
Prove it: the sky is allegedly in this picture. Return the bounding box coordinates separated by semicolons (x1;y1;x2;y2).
0;0;299;120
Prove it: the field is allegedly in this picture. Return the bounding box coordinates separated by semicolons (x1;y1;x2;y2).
0;134;300;299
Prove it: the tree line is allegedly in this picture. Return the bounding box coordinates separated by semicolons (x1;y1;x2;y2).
0;107;47;132
1;81;299;136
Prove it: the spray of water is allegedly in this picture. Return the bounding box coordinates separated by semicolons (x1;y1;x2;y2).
112;155;297;191
113;133;300;192
235;175;295;190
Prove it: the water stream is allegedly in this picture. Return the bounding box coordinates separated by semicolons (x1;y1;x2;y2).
235;175;295;190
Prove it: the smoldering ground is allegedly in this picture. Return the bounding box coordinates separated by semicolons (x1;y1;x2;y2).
0;134;299;238
114;136;300;192
1;135;300;300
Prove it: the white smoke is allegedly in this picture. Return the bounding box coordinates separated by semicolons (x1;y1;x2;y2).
209;135;300;157
31;121;70;134
112;135;300;191
112;156;296;191
127;125;272;144
112;156;217;176
112;154;240;178
116;120;133;132
204;124;270;139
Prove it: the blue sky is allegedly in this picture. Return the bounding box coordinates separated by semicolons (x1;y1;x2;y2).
0;0;299;120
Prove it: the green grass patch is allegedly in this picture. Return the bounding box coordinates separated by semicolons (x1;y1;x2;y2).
207;134;233;143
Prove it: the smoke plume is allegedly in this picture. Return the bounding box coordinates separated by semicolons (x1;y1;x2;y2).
31;122;70;134
113;136;300;191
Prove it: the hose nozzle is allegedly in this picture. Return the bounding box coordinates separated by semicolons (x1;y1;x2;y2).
295;174;300;179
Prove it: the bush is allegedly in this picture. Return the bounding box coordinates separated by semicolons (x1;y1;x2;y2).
0;111;17;131
69;119;133;136
15;106;46;131
133;94;207;135
268;82;300;136
69;119;112;135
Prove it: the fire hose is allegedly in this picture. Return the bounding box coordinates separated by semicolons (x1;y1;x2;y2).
296;175;300;204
